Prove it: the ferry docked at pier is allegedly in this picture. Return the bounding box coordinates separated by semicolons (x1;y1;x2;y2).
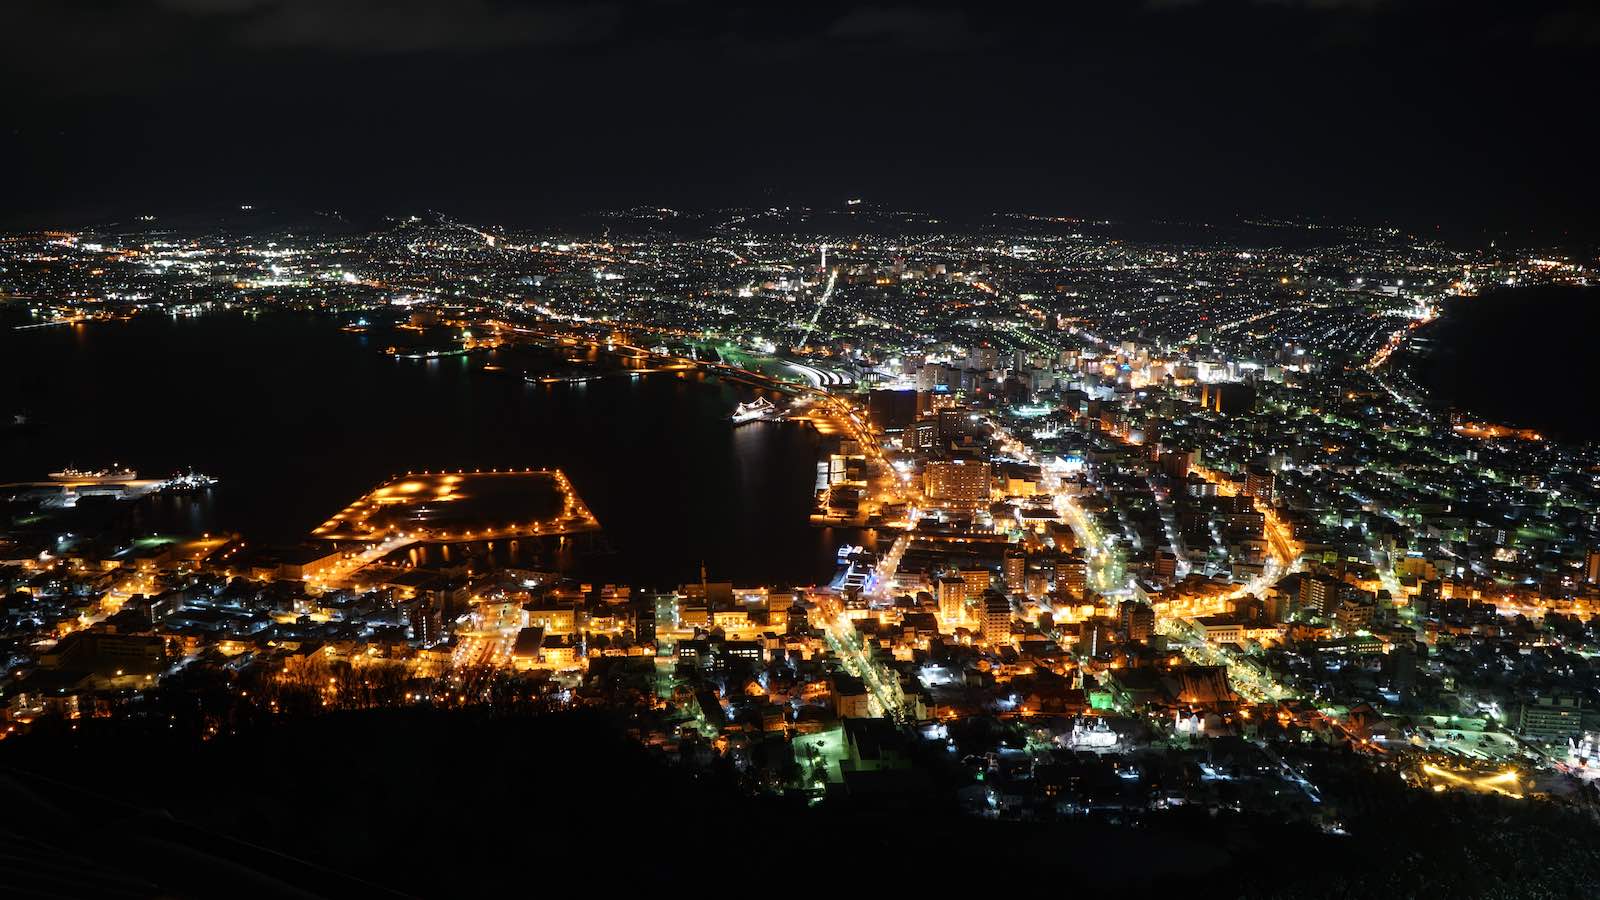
731;397;777;424
48;465;138;484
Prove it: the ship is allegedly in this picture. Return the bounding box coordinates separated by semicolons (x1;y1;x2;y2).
49;464;138;484
162;470;219;491
731;397;777;424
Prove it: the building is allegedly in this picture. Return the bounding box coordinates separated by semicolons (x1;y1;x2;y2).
1119;600;1155;643
523;602;581;635
1194;614;1243;645
936;576;967;623
867;389;919;432
1153;551;1178;583
1333;597;1375;634
1244;465;1274;505
923;460;990;505
1003;549;1026;591
539;634;581;668
832;674;874;718
1025;571;1049;599
1055;551;1087;599
1299;573;1341;616
247;545;345;582
1520;695;1583;741
841;718;912;773
510;626;547;670
786;600;810;635
38;631;165;680
981;594;1012;642
936;407;975;442
958;568;991;602
679;637;763;671
1199;382;1256;415
1082;616;1116;658
401;596;445;646
635;605;656;644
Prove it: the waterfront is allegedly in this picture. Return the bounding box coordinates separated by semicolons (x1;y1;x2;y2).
1;309;867;587
5;212;1600;898
1413;284;1600;442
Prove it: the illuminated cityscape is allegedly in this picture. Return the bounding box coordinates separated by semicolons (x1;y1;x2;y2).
5;1;1600;896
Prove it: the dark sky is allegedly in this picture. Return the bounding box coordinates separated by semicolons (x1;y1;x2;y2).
3;1;1597;233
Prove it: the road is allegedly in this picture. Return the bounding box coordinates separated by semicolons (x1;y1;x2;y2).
811;591;912;722
307;534;418;589
866;530;914;602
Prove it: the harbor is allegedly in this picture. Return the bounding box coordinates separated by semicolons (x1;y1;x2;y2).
312;469;598;543
2;467;218;507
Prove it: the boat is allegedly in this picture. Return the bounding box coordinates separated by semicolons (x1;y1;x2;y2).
731;397;776;424
163;470;218;491
49;465;138;483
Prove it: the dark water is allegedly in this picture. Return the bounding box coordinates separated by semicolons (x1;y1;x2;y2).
1415;284;1600;443
1;309;869;588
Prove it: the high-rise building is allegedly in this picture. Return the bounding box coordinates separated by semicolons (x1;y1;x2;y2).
959;568;991;601
1264;587;1291;624
1025;572;1049;599
935;408;975;443
1334;596;1375;634
1200;382;1256;415
1245;465;1275;505
1055;550;1087;598
1161;449;1194;479
981;594;1011;642
1299;573;1341;616
1118;600;1155;643
1003;548;1026;591
867;389;918;432
402;597;444;646
937;576;967;623
1586;548;1600;584
923;460;990;504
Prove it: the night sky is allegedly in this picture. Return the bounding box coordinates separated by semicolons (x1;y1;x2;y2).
3;1;1597;233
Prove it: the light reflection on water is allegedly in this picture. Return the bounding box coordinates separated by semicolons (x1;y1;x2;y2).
3;309;867;589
